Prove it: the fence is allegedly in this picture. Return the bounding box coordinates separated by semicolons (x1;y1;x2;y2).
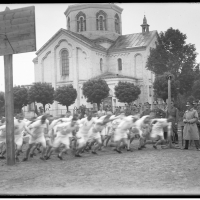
23;105;146;119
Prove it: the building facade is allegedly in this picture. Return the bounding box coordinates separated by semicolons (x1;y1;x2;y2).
30;3;157;116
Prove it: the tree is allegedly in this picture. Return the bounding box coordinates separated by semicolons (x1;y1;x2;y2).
192;80;200;100
0;92;5;117
28;82;54;112
146;27;197;95
153;72;179;102
114;81;141;104
193;63;200;81
82;78;109;110
54;84;77;111
13;86;29;113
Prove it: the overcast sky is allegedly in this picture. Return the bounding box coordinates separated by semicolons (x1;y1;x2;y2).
0;3;200;91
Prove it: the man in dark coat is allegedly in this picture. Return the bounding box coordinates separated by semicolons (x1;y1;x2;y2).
166;100;179;144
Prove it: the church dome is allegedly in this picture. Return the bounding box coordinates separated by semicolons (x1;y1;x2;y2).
64;3;123;40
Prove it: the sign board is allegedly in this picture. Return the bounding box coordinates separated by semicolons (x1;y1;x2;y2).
0;6;36;56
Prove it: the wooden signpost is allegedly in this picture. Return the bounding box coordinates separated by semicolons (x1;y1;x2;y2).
0;6;36;165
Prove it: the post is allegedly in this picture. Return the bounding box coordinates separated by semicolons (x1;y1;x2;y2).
167;75;172;147
167;77;171;114
162;74;178;149
4;54;15;165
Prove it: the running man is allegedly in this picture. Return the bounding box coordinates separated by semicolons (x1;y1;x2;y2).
113;114;140;153
22;115;49;161
45;116;79;160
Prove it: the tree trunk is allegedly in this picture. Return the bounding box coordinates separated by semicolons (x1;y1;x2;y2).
43;104;46;113
97;102;100;111
66;106;68;112
34;103;39;116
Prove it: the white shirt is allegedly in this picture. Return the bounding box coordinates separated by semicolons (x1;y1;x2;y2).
78;117;95;132
14;119;27;136
28;119;48;138
117;115;137;131
55;122;78;136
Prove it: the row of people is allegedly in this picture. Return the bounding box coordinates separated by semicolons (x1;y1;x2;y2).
0;101;199;163
0;110;176;162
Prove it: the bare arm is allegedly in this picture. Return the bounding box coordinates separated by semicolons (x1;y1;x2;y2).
24;125;33;137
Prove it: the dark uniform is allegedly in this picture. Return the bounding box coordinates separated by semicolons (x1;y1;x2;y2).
151;107;166;118
140;102;152;118
195;102;200;142
140;109;151;117
166;106;179;143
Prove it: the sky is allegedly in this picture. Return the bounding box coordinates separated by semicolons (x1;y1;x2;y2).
0;3;200;91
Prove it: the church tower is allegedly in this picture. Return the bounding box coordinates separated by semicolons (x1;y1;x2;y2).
141;15;150;34
64;3;123;41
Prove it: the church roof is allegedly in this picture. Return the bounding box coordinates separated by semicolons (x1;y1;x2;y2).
108;30;157;52
36;29;157;56
91;71;137;80
63;30;107;51
36;28;107;55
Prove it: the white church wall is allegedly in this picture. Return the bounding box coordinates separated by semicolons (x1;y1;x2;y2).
77;48;89;81
34;61;41;83
42;51;52;83
89;51;107;78
54;37;73;84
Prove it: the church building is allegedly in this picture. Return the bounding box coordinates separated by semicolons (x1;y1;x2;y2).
32;3;158;115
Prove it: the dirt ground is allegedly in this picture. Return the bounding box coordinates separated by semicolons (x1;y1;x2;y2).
0;129;200;196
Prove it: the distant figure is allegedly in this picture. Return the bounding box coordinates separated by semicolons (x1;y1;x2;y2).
140;102;151;118
65;111;72;118
97;106;106;118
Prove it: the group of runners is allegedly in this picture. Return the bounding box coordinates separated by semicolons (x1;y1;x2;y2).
0;108;174;162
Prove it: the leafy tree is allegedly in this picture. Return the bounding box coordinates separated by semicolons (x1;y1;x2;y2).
178;64;195;96
28;82;54;112
114;81;141;104
13;86;28;113
193;63;200;81
146;27;197;95
82;78;109;110
153;72;179;102
54;84;77;111
0;92;5;116
192;80;200;100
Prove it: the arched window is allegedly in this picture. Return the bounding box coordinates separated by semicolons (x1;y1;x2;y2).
99;16;103;30
67;17;70;30
80;17;84;32
61;50;69;76
118;58;122;71
76;12;86;32
100;58;103;71
96;10;107;31
115;14;120;34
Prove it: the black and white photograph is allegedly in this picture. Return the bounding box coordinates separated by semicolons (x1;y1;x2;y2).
0;2;200;196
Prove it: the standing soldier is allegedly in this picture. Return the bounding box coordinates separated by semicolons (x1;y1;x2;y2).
182;101;200;150
151;101;166;119
194;100;200;143
166;100;179;144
